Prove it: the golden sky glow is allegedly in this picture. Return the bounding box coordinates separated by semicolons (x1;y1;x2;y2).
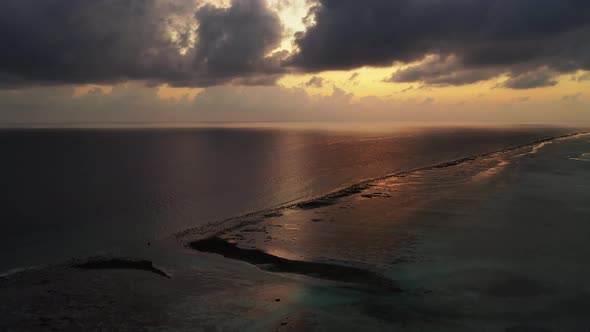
153;68;590;105
66;0;589;121
76;0;590;106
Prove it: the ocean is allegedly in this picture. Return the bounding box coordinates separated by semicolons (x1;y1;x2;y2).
1;124;590;330
0;125;580;273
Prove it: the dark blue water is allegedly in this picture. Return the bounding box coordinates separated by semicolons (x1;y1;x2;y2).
0;125;578;272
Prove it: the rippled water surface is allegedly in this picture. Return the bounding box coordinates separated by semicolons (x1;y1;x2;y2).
0;125;580;272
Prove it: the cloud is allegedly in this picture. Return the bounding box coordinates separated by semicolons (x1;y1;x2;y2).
289;0;590;88
3;0;590;91
386;55;501;86
561;93;582;103
420;97;435;105
2;84;589;125
188;0;286;86
572;72;590;82
304;76;326;88
511;96;531;103
322;85;354;104
87;87;105;96
0;0;286;88
348;72;360;81
400;86;414;93
501;68;559;89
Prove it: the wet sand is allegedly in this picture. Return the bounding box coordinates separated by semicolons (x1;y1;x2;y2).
74;258;171;279
2;133;590;331
190;237;400;291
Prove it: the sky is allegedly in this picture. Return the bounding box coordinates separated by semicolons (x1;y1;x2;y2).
1;0;590;125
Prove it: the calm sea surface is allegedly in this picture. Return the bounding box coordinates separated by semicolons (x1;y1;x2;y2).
0;125;579;272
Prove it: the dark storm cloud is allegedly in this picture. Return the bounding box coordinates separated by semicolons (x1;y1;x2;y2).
501;68;559;89
290;0;590;89
0;0;285;88
386;55;500;86
187;0;286;86
3;0;590;90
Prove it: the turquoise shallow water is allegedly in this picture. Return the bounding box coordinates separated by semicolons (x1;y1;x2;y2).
383;134;590;330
